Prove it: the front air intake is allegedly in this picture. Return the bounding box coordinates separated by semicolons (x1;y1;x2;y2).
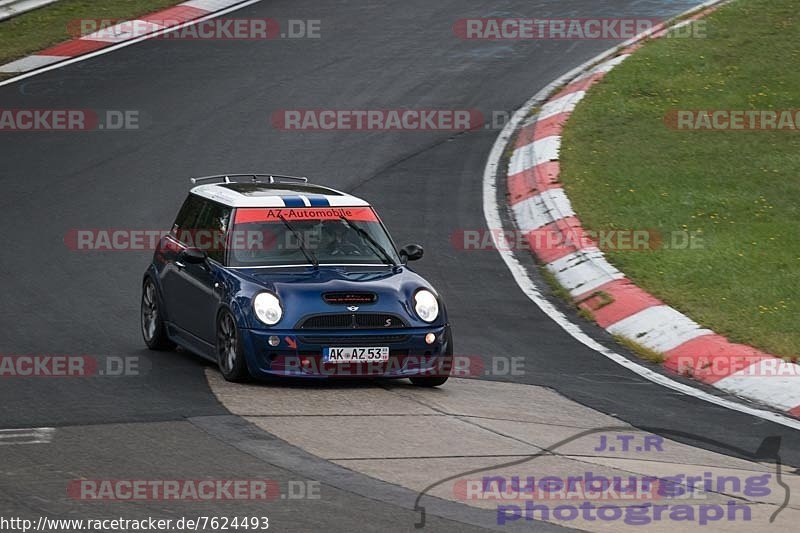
323;292;378;304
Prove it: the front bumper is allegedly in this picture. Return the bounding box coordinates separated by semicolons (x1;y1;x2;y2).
240;325;451;378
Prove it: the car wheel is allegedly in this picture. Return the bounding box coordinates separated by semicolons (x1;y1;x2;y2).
216;310;250;382
410;329;452;388
141;278;174;351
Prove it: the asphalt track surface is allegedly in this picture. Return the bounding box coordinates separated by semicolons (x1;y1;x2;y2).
1;0;799;531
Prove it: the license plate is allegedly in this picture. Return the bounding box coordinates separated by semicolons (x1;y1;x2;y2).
323;346;390;363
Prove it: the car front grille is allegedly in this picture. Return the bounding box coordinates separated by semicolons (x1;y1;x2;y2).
297;313;408;330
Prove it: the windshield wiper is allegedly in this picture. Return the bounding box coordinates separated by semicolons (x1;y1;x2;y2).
338;215;397;267
277;214;319;269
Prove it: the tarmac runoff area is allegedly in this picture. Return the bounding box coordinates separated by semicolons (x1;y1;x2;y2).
207;371;800;532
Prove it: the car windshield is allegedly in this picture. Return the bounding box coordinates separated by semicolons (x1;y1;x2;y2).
227;207;400;267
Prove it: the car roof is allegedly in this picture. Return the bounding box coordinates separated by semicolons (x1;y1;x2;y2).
190;182;371;208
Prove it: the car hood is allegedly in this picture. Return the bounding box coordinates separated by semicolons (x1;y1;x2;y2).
232;265;442;328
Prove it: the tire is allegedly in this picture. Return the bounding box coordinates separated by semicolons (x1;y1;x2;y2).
410;328;452;388
141;278;175;351
216;309;250;382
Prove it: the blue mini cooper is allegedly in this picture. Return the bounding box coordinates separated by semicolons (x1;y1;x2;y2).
141;174;452;386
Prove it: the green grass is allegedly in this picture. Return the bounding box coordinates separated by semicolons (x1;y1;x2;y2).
613;335;666;365
0;0;180;66
539;264;575;303
560;0;800;358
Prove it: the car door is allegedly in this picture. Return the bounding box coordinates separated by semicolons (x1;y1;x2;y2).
159;193;203;331
163;197;231;344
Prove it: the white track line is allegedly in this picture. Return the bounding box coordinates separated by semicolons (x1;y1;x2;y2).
0;0;266;88
482;0;800;431
0;427;55;445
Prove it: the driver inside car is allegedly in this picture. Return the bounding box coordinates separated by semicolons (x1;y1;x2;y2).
319;221;363;256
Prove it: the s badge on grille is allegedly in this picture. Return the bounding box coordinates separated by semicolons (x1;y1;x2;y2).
347;306;359;312
384;318;393;327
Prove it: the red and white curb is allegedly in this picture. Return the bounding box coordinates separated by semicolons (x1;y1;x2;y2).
503;3;800;417
0;0;251;74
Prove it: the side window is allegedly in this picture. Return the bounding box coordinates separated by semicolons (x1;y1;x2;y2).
194;201;232;263
172;194;204;245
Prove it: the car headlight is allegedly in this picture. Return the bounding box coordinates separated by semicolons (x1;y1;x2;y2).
414;289;439;323
254;292;282;325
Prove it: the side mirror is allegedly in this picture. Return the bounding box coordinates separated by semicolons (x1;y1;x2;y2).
180;248;208;265
399;244;424;264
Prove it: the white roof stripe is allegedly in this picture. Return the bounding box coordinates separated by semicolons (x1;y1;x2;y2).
190;183;370;208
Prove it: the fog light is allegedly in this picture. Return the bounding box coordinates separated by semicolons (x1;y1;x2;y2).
268;336;280;347
425;333;436;345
